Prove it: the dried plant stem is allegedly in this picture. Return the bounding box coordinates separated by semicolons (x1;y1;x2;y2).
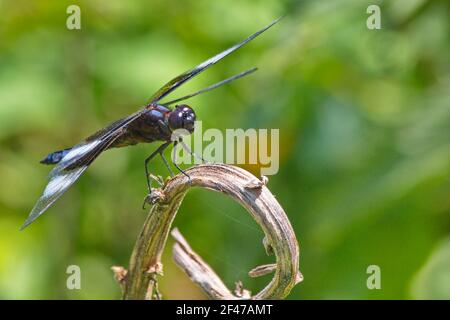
119;164;300;300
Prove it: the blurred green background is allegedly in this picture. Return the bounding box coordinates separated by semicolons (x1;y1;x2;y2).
0;0;449;299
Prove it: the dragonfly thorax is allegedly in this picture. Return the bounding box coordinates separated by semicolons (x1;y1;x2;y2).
168;104;196;134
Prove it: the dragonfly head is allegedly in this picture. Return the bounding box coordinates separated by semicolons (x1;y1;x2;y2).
168;105;196;134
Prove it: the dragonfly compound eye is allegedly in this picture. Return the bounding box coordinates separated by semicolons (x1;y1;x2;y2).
169;105;196;133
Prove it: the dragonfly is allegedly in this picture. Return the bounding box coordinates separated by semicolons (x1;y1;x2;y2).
21;17;281;230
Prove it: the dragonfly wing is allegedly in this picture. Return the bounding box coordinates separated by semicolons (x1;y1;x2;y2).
149;17;282;103
21;166;88;230
22;111;145;230
160;67;258;106
54;112;140;172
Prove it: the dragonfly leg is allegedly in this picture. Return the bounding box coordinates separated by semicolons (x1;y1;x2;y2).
172;141;192;184
144;141;171;193
142;141;172;209
179;138;208;164
159;151;175;177
156;119;181;177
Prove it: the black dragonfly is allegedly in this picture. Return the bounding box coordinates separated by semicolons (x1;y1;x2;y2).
21;18;281;230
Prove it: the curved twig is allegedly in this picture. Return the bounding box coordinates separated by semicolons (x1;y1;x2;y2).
119;164;300;300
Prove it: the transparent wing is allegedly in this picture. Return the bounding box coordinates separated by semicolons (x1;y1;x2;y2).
21;166;88;230
21;112;144;230
54;112;143;173
149;17;282;104
161;67;257;106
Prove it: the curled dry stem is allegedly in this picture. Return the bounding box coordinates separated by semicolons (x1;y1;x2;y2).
120;164;300;300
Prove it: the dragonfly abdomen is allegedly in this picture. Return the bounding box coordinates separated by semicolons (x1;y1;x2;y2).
40;148;72;165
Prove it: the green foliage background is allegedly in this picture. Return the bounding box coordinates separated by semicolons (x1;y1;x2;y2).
0;0;449;299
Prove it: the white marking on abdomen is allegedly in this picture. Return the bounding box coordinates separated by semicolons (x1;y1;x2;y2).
62;140;101;162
